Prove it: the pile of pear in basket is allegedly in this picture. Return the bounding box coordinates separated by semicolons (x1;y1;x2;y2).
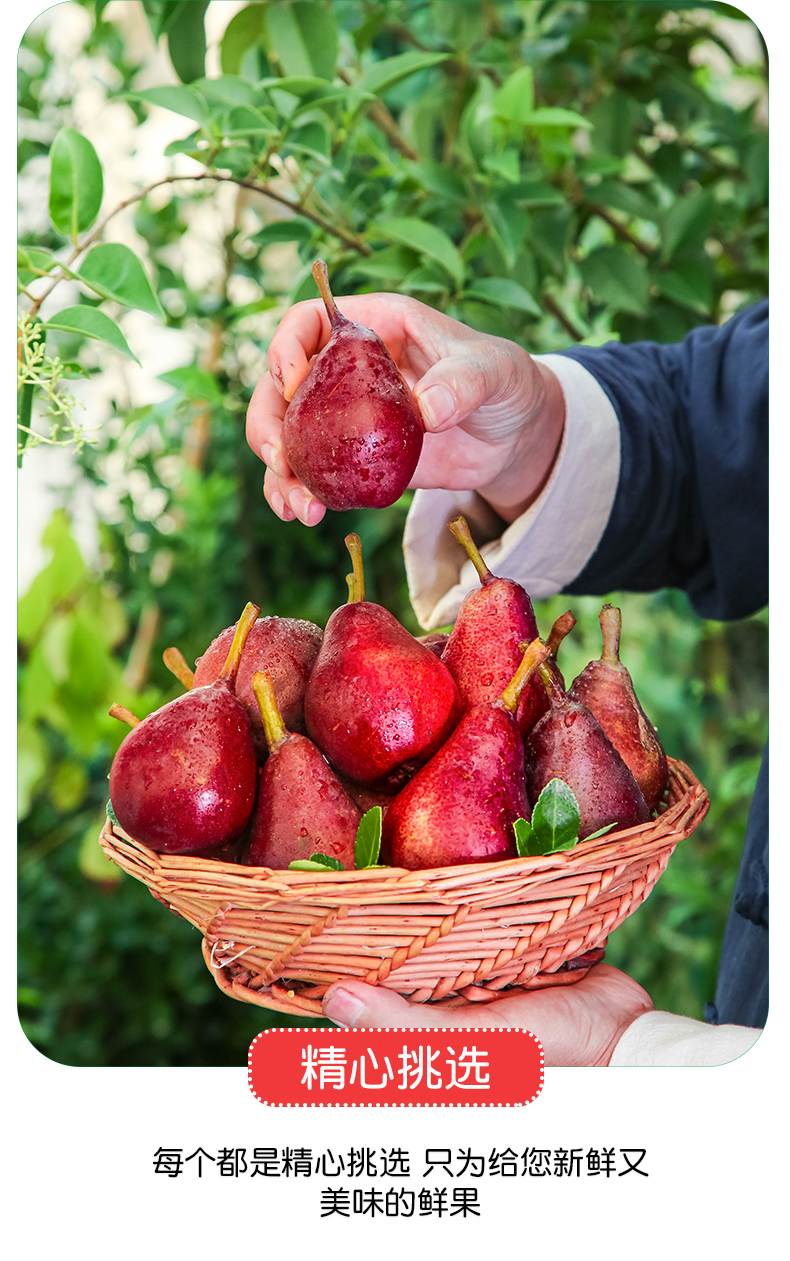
101;520;709;1018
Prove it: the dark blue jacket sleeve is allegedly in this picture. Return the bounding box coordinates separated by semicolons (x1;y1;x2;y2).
557;304;769;1029
558;301;768;621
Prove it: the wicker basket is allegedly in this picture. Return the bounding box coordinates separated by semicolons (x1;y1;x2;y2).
99;757;708;1018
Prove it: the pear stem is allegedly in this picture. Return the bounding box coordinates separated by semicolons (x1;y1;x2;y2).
163;646;194;690
538;661;567;707
218;602;260;686
448;515;493;586
109;703;140;728
251;671;287;752
312;259;342;329
344;534;365;603
546;609;576;660
500;639;551;713
599;604;622;665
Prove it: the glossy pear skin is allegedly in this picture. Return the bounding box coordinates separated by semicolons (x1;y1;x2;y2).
244;736;359;870
193;616;323;757
568;605;668;811
109;684;258;854
442;575;548;732
525;684;650;841
382;705;525;870
304;602;462;790
281;267;424;512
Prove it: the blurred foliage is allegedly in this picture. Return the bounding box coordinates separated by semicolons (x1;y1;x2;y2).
18;0;767;1064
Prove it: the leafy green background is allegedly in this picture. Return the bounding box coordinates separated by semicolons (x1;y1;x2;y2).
18;0;767;1065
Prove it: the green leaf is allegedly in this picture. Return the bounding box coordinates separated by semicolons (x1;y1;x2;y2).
464;277;541;316
355;807;382;870
515;180;564;207
482;149;521;183
43;307;139;363
17;510;86;643
494;66;534;124
145;0;186;41
262;0;335;80
288;852;348;873
251;217;315;249
106;799;119;826
78;244;164;319
18;247;59;286
287;119;331;162
375;218;463;287
18;721;48;820
584;822;617;842
482;200;528;272
259;76;332;98
158;364;222;400
129;85;210;125
531;779;581;852
402;264;450;295
79;817;123;885
163;134;202;159
579;245;650;315
265;2;317;78
355;50;448;97
220;3;268;76
193;76;262;109
222;105;278;139
166;0;208;84
48;129;104;242
661;191;714;262
655;264;713;315
291;0;338;82
310;852;346;871
345;245;417;285
586;180;661;223
514;817;534;859
525;107;593;130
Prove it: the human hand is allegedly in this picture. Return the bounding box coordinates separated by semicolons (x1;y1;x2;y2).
246;293;565;527
321;964;654;1068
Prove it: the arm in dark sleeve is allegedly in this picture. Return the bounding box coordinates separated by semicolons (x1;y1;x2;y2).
559;301;768;621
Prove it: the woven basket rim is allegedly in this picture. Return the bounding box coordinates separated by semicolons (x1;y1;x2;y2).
99;758;709;1015
101;756;707;904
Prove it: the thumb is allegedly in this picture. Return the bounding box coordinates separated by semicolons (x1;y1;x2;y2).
323;980;491;1029
413;346;524;434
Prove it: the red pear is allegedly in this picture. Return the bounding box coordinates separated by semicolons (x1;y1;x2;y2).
568;604;668;811
382;639;551;871
192;614;322;758
303;533;462;790
281;260;424;512
441;515;547;734
525;663;651;841
243;672;359;870
109;604;260;855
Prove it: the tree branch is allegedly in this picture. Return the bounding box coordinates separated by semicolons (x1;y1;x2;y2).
27;169;371;316
588;205;654;258
337;68;418;160
542;293;586;342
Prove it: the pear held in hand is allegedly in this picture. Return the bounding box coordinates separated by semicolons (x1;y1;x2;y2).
568;604;669;811
382;638;551;871
281;260;424;511
109;604;260;855
243;671;359;870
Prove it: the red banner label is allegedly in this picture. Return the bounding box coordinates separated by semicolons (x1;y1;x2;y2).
248;1027;543;1107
